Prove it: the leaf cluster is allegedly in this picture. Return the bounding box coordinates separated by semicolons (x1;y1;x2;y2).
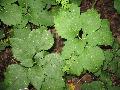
0;0;119;90
0;0;57;26
2;26;65;90
54;4;113;75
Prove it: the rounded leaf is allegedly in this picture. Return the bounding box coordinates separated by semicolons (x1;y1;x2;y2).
4;64;29;90
54;4;81;39
61;39;85;59
10;38;35;67
27;66;45;90
86;20;113;46
28;29;54;52
80;9;101;34
0;4;22;25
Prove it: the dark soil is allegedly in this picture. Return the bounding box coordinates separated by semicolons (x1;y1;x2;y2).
0;0;120;90
0;48;15;81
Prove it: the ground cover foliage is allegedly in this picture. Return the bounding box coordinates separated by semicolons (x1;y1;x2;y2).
0;0;120;90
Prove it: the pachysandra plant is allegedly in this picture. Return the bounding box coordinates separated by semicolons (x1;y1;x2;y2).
0;0;115;90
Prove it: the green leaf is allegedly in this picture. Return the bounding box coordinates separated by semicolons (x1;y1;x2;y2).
86;19;113;46
10;38;35;67
112;39;120;52
80;9;101;34
70;0;82;6
13;27;31;40
4;64;29;90
41;53;65;90
116;49;120;57
28;0;46;11
42;77;65;90
114;0;120;14
27;66;45;90
0;0;17;6
79;46;105;72
103;56;120;77
54;4;81;39
34;51;44;62
116;61;120;78
108;86;120;90
103;50;114;70
25;0;54;26
65;46;105;75
10;27;53;67
99;71;112;86
104;50;114;62
50;6;61;16
32;53;65;90
28;29;54;52
18;0;27;8
96;20;113;45
18;0;45;9
65;54;84;75
94;69;102;77
107;58;118;73
15;14;29;28
18;0;56;9
43;0;57;8
28;10;54;26
43;54;64;77
0;4;22;25
81;81;105;90
61;39;86;59
34;51;49;65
